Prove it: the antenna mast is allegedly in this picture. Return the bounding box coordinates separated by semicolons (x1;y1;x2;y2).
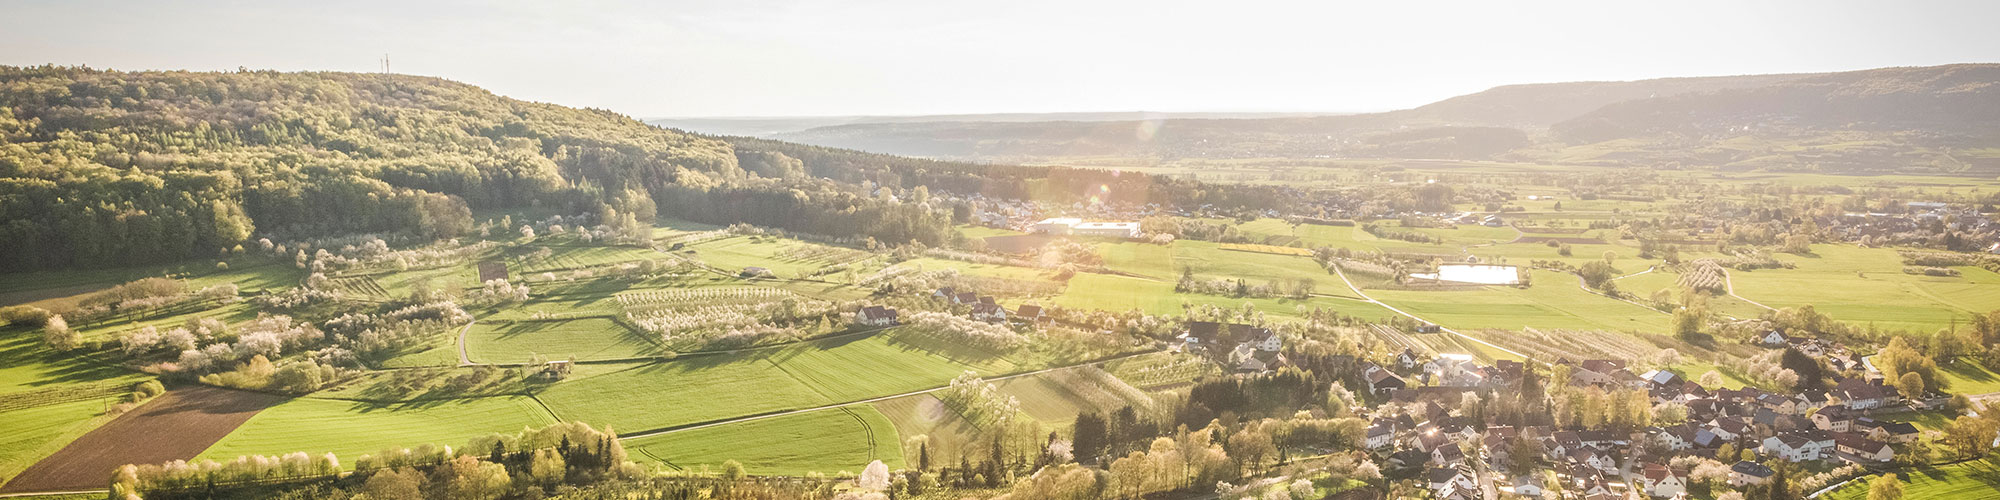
381;54;390;74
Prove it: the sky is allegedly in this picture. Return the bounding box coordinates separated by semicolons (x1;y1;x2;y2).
3;0;1999;118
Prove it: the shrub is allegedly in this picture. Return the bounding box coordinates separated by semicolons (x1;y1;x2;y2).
134;380;166;398
0;305;52;327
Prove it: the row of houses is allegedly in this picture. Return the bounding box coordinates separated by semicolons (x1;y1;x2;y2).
1178;321;1284;372
931;287;1051;325
1363;350;1927;499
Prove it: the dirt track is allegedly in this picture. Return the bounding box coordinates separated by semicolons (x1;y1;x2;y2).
0;386;286;493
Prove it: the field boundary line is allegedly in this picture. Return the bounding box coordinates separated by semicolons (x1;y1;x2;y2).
1721;269;1777;312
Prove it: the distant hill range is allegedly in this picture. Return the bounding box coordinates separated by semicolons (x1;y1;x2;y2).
688;65;2000;175
647;111;1346;138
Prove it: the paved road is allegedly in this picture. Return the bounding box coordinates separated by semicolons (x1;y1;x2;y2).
1329;265;1535;363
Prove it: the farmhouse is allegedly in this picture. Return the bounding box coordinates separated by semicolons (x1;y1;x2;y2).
971;303;1008;323
857;305;899;326
1013;304;1048;324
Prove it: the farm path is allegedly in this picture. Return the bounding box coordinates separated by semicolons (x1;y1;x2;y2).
616;349;1161;442
1721;269;1778;311
455;319;477;366
1328;265;1536;364
1611;266;1656;281
1569;272;1671;317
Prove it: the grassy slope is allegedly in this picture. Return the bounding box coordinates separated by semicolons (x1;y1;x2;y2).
1368;270;1672;333
197;396;557;466
1729;244;2000;333
625;407;904;476
1823;459;2000;500
464;317;656;364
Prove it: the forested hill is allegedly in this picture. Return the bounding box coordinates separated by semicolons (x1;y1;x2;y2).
0;66;1281;271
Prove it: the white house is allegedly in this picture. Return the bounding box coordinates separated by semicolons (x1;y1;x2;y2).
971;303;1008;323
1640;464;1689;498
1761;432;1834;462
856;305;899;327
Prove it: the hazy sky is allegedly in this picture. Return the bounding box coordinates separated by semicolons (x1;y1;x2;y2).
4;0;1998;117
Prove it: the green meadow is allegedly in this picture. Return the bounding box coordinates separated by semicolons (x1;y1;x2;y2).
625;408;904;476
197;396;558;468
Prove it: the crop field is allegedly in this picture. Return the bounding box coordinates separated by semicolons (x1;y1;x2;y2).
1367;270;1672;334
1217;243;1315;256
1171;241;1336;284
0;400;122;490
995;367;1151;424
1098;241;1176;278
1038;273;1397;322
626;407;903;476
507;244;661;275
685;236;865;278
892;258;1054;282
198;396;557;467
773;331;1026;402
1824;459;2000;500
5;387;286;493
1727;244;2000;333
464;317;655;364
1103;352;1220;390
540;329;1036;435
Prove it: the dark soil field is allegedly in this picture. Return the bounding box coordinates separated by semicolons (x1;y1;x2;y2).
0;386;287;493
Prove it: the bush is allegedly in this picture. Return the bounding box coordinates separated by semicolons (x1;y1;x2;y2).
134;379;166;398
0;305;52;327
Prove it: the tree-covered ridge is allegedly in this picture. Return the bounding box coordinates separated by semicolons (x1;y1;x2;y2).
0;66;751;270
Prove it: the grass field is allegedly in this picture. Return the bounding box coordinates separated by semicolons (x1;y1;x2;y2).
625;407;904;476
872;394;982;462
685;236;866;278
1941;359;2000;395
1367;270;1672;334
1038;273;1396;322
464;317;655;364
1727;245;2000;333
197;396;557;466
995;367;1148;425
1823;459;2000;500
0;400;122;486
540;329;1035;434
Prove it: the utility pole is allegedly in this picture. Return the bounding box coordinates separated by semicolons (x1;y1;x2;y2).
381;54;390;74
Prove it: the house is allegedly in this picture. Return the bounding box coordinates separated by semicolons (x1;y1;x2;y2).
1640;464;1689;498
1812;405;1857;432
1761;431;1834;462
931;287;955;300
1366;421;1398;449
1641;369;1681;387
970;303;1008;323
1510;474;1545;497
1414;322;1442;333
1758;330;1789;347
1013;304;1048;324
1397;348;1422;370
1654;425;1697;451
856;305;899;327
1365;363;1406;395
1729;461;1774;487
1431;442;1466;466
1427;467;1478;496
1837;378;1894;410
1425;353;1475;381
1869;421;1920;444
1566;447;1618;474
952;291;979;305
1247;328;1282;351
1181;321;1223;351
1835;433;1895;462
